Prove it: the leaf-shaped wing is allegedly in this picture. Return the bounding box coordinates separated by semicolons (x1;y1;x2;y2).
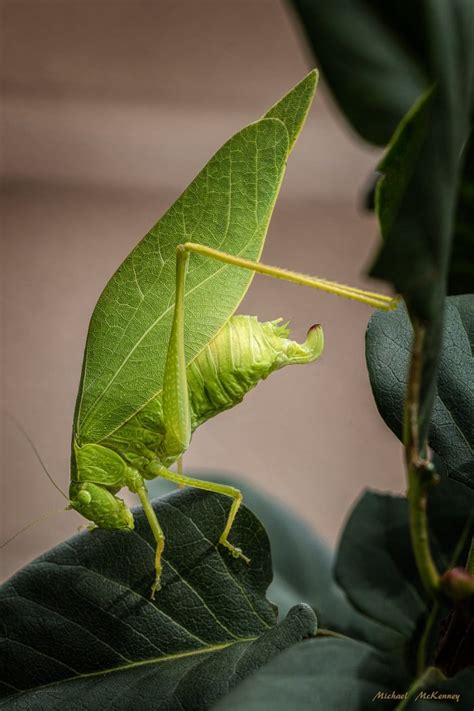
74;71;318;444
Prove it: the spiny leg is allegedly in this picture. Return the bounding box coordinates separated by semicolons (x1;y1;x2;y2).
162;241;397;461
180;242;399;311
135;482;165;599
160;242;397;573
153;464;249;564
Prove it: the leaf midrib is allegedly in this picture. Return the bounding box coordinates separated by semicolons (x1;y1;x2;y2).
80;166;285;444
77;118;289;444
81;251;251;445
1;638;257;704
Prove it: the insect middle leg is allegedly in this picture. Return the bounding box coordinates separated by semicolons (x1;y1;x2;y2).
151;464;250;563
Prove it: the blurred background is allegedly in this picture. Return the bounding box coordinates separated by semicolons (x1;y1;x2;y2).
1;0;404;581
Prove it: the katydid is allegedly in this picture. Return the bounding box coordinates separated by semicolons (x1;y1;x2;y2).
67;70;397;598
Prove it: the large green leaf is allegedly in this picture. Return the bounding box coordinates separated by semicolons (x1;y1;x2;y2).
290;1;474;296
214;636;474;710
148;474;413;651
213;479;474;711
213;637;409;711
404;670;474;710
147;473;334;620
290;2;473;446
0;489;317;709
368;1;474;443
450;133;474;295
366;296;474;488
288;0;428;145
335;484;473;650
74;71;317;445
151;470;473;656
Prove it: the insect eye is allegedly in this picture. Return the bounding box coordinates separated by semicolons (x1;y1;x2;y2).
78;490;92;505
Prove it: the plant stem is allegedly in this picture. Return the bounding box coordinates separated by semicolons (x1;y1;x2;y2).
394;667;445;711
407;467;440;594
416;602;439;675
404;319;440;597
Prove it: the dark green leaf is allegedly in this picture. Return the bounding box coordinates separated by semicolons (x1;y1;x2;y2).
214;483;473;711
450;133;474;295
335;480;473;651
404;668;474;710
147;474;409;650
366;296;474;488
147;473;333;619
288;0;428;144
213;637;409;710
291;1;473;445
369;1;474;442
0;489;317;709
215;637;474;711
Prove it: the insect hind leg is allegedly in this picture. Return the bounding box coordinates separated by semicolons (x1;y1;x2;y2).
152;464;250;564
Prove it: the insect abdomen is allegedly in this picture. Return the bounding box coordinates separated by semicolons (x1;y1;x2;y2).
187;315;323;429
101;315;323;469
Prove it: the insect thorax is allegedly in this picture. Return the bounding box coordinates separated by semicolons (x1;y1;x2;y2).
101;315;323;472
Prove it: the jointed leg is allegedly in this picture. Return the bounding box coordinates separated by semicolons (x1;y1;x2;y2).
180;242;399;311
158;240;396;583
153;464;250;564
162;242;397;464
135;482;165;599
176;456;185;488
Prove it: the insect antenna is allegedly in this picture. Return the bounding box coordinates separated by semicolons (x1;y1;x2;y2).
0;509;69;549
2;413;71;549
3;411;68;500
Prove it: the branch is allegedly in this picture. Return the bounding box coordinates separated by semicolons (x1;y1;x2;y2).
404;318;441;596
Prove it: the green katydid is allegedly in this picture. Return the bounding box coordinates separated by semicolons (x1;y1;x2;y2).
68;70;397;598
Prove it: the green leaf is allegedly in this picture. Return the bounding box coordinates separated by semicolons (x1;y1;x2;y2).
450;133;474;295
214;637;474;711
335;483;473;649
291;1;473;446
146;475;400;650
74;71;317;445
213;637;409;710
366;296;474;488
264;69;318;151
368;1;474;442
147;472;334;620
404;668;474;709
374;88;434;242
214;482;473;711
0;489;317;709
149;476;382;649
288;0;428;145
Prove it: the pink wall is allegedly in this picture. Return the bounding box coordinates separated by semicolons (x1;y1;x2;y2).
1;0;403;581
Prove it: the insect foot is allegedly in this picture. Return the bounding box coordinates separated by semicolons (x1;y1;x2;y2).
150;569;162;600
220;538;251;564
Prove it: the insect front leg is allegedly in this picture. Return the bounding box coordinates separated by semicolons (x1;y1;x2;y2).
131;477;165;599
72;442;165;598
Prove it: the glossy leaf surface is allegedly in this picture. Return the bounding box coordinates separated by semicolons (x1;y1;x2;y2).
366;296;474;488
0;489;317;709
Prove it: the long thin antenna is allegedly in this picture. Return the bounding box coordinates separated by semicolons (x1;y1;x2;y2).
4;412;68;500
0;508;68;549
